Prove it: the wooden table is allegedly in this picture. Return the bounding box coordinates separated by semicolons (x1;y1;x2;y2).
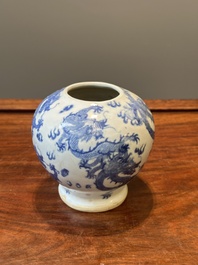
0;99;198;265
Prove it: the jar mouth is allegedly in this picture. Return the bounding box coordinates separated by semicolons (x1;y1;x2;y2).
65;82;122;102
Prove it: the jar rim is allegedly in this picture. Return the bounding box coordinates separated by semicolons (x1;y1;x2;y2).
64;81;123;103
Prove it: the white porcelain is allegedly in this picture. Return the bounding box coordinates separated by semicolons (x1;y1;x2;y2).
32;82;155;212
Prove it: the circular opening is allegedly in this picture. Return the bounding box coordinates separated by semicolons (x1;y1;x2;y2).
67;83;120;101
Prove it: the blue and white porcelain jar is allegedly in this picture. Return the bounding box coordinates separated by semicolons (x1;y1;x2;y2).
32;82;155;212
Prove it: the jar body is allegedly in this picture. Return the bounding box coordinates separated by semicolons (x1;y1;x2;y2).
32;82;155;212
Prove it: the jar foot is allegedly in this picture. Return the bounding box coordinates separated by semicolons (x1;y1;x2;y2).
58;184;128;212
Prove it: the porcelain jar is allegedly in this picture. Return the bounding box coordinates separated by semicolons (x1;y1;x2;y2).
32;82;155;212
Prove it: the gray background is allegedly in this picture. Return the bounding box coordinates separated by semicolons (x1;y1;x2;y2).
0;0;198;99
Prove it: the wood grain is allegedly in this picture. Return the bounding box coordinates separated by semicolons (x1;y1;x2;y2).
0;101;198;265
0;98;197;111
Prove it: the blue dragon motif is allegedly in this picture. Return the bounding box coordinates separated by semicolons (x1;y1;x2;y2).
37;89;63;114
54;106;145;191
32;88;63;133
117;90;155;139
56;105;106;152
32;118;43;132
79;134;142;191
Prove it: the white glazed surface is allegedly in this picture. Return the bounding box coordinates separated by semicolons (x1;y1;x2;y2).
32;82;155;212
58;184;128;212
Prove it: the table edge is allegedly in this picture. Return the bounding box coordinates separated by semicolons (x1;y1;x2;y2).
0;99;197;111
